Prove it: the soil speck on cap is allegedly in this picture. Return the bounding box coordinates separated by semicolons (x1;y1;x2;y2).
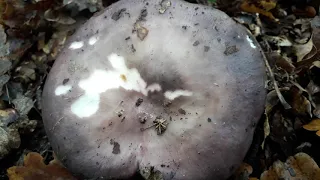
178;108;186;115
125;37;130;40
62;78;69;85
138;8;148;21
136;98;143;107
131;44;136;53
139;117;147;124
204;46;210;52
112;8;126;21
110;139;121;154
208;118;212;122
163;100;172;107
193;40;200;46
117;110;124;117
121;117;126;122
224;45;239;55
134;23;149;41
159;0;171;14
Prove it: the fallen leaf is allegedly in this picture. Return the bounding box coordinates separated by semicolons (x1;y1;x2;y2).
0;127;10;159
313;106;320;118
44;9;76;25
269;110;294;145
265;87;290;114
275;54;295;74
292;6;317;18
289;87;312;117
240;0;277;20
295;142;312;153
0;108;19;127
303;119;320;136
63;0;104;13
307;80;320;95
12;94;34;116
0;25;31;62
0;75;10;96
295;27;320;69
262;35;292;47
260;152;320;180
262;113;270;149
7;152;76;180
14;62;37;83
293;36;314;62
313;61;320;68
0;126;20;160
232;162;254;180
263;50;292;110
0;59;12;75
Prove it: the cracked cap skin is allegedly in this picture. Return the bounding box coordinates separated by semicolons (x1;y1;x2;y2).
41;0;267;179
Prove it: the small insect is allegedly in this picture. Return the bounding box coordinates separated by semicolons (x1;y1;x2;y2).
153;117;168;135
140;116;168;135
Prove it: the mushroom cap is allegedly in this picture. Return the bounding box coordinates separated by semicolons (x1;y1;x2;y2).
42;0;266;179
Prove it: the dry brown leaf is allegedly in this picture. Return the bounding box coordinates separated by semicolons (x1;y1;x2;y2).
240;0;277;20
303;119;320;136
313;61;320;68
260;152;320;180
265;87;290;114
7;152;76;180
232;163;254;180
294;37;314;62
290;87;312;117
262;113;270;149
313;106;320;119
296;27;320;69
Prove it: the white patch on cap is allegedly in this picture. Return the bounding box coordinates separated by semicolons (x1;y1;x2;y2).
69;41;84;49
147;83;162;93
88;36;99;45
55;85;72;96
71;94;99;118
70;53;162;118
164;90;193;100
246;35;256;49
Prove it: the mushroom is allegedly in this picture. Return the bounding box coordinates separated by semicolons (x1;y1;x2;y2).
41;0;267;179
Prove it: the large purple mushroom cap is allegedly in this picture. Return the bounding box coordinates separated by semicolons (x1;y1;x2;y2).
41;0;267;179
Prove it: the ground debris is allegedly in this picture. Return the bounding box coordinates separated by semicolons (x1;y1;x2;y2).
7;152;76;180
260;152;320;180
140;166;164;180
303;119;320;136
12;94;34;116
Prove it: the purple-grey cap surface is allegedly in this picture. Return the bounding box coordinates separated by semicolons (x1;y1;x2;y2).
41;0;267;179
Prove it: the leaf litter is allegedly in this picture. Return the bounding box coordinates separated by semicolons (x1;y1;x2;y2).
0;0;320;179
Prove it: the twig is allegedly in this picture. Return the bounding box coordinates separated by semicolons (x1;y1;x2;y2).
264;50;292;109
5;84;11;104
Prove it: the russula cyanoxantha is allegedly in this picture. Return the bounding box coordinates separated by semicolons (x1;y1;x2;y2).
41;0;267;179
